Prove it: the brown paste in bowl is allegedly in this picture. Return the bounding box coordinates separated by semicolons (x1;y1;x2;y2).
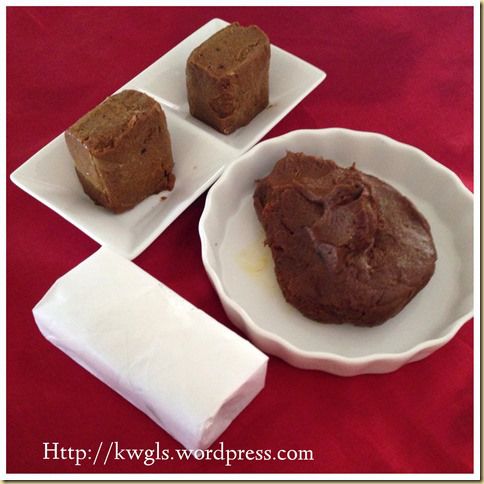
253;152;437;326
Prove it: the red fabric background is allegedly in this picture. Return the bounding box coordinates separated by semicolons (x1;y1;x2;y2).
7;6;474;474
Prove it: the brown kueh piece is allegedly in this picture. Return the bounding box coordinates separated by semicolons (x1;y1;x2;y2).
186;22;270;135
65;90;175;214
254;152;437;327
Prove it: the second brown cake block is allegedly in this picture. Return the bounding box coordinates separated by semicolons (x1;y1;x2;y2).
65;90;175;214
186;22;270;135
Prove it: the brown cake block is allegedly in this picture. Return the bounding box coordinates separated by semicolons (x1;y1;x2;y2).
254;152;437;327
65;90;175;213
186;22;270;135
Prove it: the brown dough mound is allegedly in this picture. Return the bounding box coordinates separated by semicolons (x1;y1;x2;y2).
253;152;437;326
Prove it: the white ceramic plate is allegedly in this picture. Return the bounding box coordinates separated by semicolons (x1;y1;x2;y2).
199;128;473;376
10;18;325;260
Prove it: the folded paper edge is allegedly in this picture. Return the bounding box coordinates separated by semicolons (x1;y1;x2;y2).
197;358;268;450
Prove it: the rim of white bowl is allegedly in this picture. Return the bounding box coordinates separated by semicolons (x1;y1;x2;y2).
199;128;474;367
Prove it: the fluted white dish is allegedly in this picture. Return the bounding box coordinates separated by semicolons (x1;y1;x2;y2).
199;128;473;376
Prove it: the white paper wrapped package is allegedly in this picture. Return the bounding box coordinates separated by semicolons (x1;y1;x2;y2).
33;248;268;450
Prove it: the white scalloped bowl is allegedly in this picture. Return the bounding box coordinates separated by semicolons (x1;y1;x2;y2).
199;129;473;376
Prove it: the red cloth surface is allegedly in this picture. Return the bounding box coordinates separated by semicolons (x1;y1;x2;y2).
7;6;474;474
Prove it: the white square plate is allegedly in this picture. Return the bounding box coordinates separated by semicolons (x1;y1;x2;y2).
10;18;326;259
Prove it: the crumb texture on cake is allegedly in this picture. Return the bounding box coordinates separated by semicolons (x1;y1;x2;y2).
189;22;269;73
68;90;161;156
65;89;174;213
186;22;270;135
253;152;437;327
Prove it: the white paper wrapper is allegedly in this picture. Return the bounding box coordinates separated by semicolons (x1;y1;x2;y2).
33;248;268;450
